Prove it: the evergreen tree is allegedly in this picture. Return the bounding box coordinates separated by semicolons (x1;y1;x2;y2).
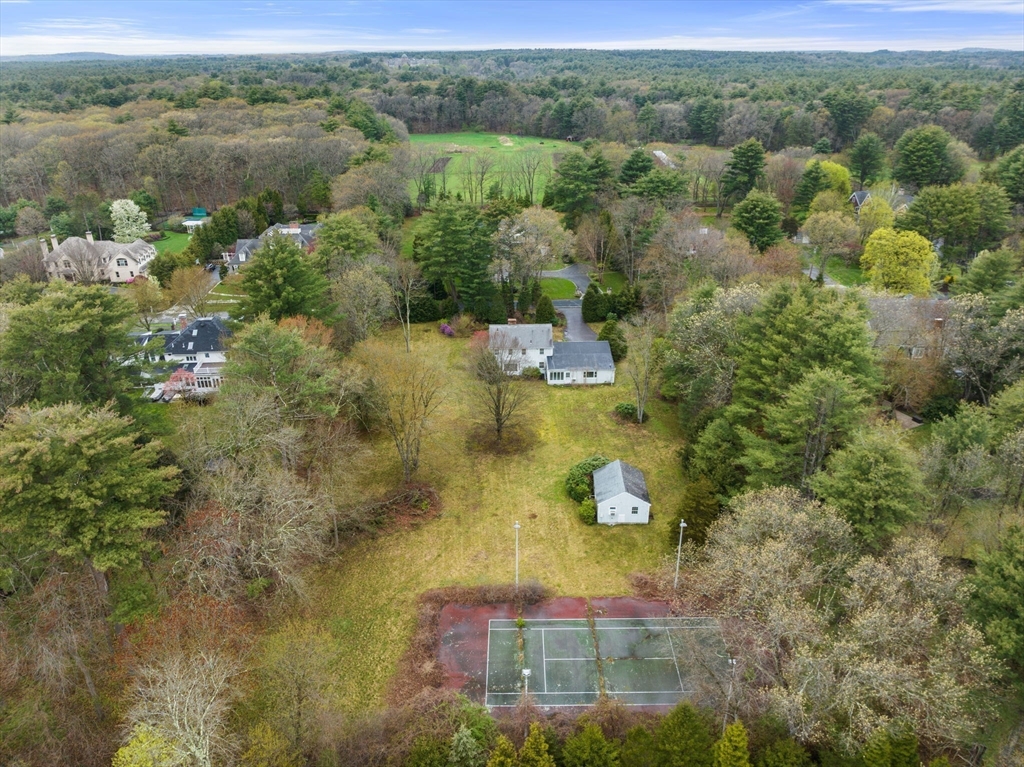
486;736;519;767
689;98;724;145
713;723;752;767
722;139;766;200
534;294;557;324
810;428;924;549
849;133;887;189
732;191;784;253
821;88;876;147
756;739;810;767
992;79;1024;153
582;283;610;322
969;525;1024;667
994;144;1024;205
407;736;450;767
519;723;556;767
953;248;1020;297
888;729;919;767
416;201;492;305
654;702;714;767
893;126;965;190
860;730;892;767
621;148;656;185
450;725;487;767
598;316;628;362
237;234;333;322
792;161;829;218
621;727;658;767
669;475;720;548
563;723;620;767
549;150;598;227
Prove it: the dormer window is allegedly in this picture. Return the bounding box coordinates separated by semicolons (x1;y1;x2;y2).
187;342;194;350
63;260;71;268
192;329;198;336
116;258;128;267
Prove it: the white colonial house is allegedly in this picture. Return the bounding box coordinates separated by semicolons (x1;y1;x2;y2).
136;317;232;399
42;233;156;284
545;341;616;385
593;460;651;525
488;323;554;375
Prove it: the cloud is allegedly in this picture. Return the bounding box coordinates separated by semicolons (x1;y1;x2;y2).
823;0;1024;12
402;28;449;35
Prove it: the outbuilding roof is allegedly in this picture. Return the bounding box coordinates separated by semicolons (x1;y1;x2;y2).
488;323;553;350
593;460;650;504
546;341;615;371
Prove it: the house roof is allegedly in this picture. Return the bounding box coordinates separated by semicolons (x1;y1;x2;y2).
44;237;155;267
546;341;615;371
489;323;553;350
593;460;650;504
850;191;870;206
260;223;320;248
164;317;231;355
652;150;676;169
227;238;261;267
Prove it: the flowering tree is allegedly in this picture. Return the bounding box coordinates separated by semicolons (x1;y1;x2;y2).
110;198;151;243
164;368;198;399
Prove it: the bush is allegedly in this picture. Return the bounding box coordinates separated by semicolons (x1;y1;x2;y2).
408;295;441;323
534;294;557;324
598;317;628;362
614;402;648;422
578;499;597;525
566;455;610;502
522;366;544;380
439;322;455;337
439;297;459;320
582;283;610;322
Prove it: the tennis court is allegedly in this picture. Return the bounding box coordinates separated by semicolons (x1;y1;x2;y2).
484;616;724;707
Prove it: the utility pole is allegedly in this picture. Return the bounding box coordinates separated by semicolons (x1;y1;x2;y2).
514;521;521;588
674;518;687;589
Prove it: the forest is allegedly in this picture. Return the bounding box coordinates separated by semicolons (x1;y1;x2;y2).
1;47;1024;767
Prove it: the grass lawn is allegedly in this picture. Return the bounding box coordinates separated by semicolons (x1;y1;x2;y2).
153;231;190;255
822;256;868;287
593;271;627;294
540;277;578;299
269;326;686;713
407;132;570;202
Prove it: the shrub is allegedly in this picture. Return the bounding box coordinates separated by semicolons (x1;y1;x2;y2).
566;455;610;502
578;498;597;525
408;295;441;323
439;322;455;337
614;402;648;422
534;294;557;324
598;317;628;362
522;366;544;380
582;283;610;322
439;297;459;319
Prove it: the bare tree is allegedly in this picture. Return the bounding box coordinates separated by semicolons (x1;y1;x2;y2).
332;262;393;347
409;146;441;209
124;275;169;331
471;332;531;444
354;342;446;482
513;150;548;205
575;212;615;281
168;265;213;319
386;255;426;353
473;154;497;204
623;313;663;424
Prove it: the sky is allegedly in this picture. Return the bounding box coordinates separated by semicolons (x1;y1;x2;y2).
0;0;1021;57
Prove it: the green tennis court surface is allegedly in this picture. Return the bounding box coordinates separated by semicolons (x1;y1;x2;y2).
485;617;725;707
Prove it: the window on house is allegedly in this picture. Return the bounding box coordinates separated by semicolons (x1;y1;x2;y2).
115;272;120;279
186;355;197;362
584;371;597;379
187;342;194;350
192;329;198;336
549;371;564;381
631;507;639;515
63;260;71;268
116;258;128;267
129;271;134;277
204;352;210;358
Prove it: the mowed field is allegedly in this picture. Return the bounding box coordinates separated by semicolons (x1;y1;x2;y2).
270;325;686;713
408;132;572;202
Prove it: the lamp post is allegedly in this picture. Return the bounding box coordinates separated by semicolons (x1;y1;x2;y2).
522;668;531;699
674;518;687;589
722;657;737;734
514;521;521;588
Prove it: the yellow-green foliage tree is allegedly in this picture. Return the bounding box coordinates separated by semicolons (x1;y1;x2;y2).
714;723;752;767
111;724;183;767
486;735;519;767
519;723;556;767
857;196;895;244
820;160;853;198
861;228;936;295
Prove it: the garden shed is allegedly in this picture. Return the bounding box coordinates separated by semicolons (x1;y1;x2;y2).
593;460;651;525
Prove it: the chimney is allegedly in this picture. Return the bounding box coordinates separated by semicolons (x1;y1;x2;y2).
50;234;59;250
39;238;48;257
508;318;517;325
933;317;945;330
85;230;94;243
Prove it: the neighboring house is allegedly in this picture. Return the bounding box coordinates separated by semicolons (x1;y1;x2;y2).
849;190;871;212
652;150;677;169
183;207;209;234
225;238;261;273
42;233;156;283
546;341;616;385
849;189;914;215
593;460;651;525
489;323;554;374
261;222;320;249
136;316;232;398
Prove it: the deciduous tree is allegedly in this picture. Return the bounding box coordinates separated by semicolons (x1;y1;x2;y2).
857;196;895;244
124;276;168;331
110;198;151;243
470;332;531;444
623;312;662;424
861;228;936;295
731;191;784;253
168;265;213;320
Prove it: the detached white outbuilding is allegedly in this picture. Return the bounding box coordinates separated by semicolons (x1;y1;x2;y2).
593;460;651;525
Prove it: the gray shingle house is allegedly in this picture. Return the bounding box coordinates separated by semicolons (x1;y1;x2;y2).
545;341;615;385
488;323;554;374
593;460;651;525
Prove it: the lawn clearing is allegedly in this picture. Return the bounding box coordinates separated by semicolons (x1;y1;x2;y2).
593;271;627;294
541;277;578;300
823;256;867;286
153;231;190;255
272;326;685;713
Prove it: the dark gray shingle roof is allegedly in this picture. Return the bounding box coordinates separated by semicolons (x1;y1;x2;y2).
489;324;553;350
164;317;232;355
593;460;650;504
546;341;615;371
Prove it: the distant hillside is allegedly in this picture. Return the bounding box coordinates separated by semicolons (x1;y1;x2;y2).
0;52;131;62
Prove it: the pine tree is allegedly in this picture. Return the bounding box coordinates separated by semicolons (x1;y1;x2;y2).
669;476;720;547
598;316;628;362
238;234;333;322
861;730;892;767
519;723;556;767
756;739;811;767
722;139;766;200
731;190;784;253
534;294;557;324
953;248;1020;297
563;723;621;767
850;133;887;188
888;729;919;767
621;726;658;767
653;702;714;767
621;148;656;185
582;283;610;322
450;725;486;767
792;161;829;219
486;736;519;767
713;723;752;767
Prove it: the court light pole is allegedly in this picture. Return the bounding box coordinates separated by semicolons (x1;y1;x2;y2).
522;668;531;700
674;519;687;590
514;521;521;588
723;657;737;734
